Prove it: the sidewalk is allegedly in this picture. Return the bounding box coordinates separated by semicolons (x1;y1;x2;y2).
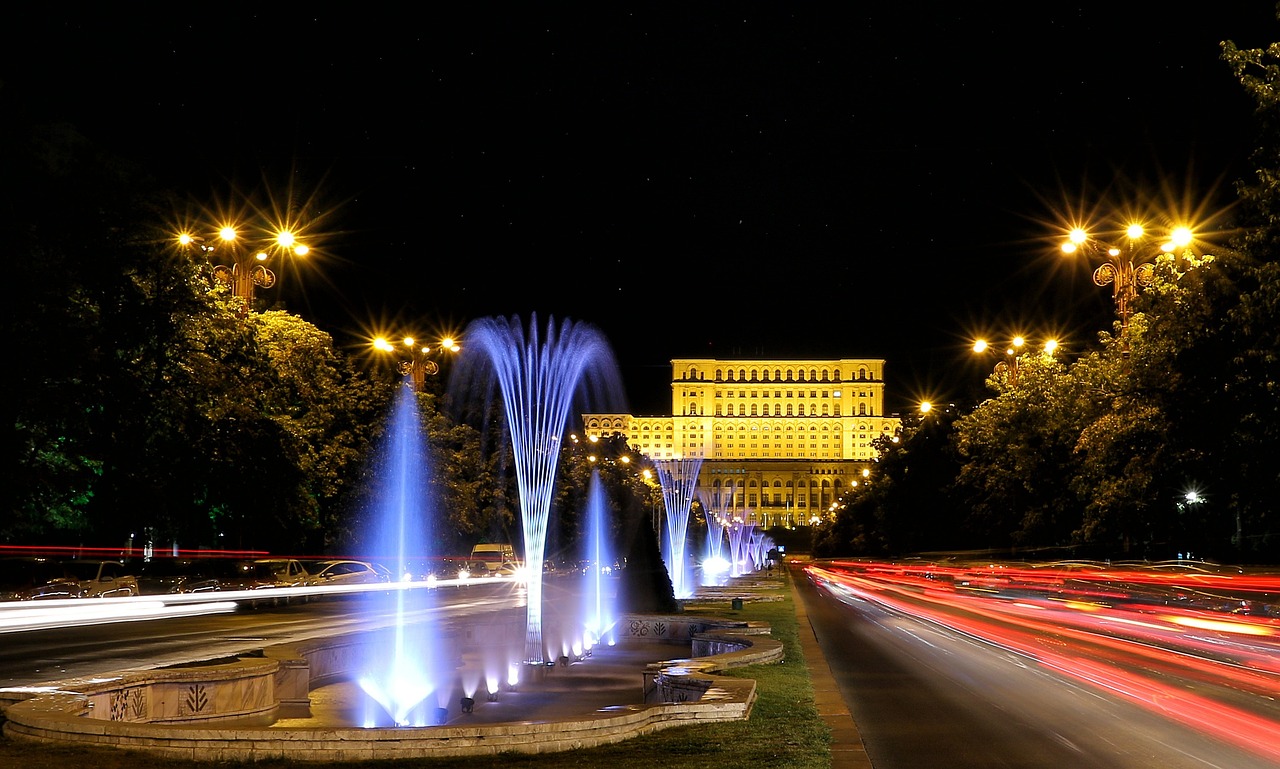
785;563;873;769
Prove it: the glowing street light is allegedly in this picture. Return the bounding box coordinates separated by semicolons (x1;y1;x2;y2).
177;223;310;312
373;335;460;392
973;336;1058;387
1060;222;1198;348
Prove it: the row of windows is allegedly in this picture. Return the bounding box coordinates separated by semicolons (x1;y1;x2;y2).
702;403;879;416
703;390;877;398
711;495;827;507
638;449;875;459
681;367;880;382
587;417;890;431
713;481;836;490
716;424;838;431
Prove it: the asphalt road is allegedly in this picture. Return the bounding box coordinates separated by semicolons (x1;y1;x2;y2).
793;565;1280;769
0;582;526;687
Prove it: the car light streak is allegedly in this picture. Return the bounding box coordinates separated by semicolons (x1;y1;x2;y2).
0;599;238;632
0;576;525;633
808;561;1280;763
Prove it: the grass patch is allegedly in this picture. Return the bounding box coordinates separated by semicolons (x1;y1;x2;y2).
0;571;830;768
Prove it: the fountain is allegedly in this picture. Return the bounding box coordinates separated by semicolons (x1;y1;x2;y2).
352;381;450;726
727;517;754;577
654;457;702;599
0;317;775;761
701;506;730;586
581;469;616;650
459;314;623;665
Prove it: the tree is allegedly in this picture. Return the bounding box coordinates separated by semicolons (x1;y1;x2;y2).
952;352;1091;550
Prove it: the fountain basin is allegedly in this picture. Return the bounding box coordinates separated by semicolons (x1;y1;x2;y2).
0;614;780;762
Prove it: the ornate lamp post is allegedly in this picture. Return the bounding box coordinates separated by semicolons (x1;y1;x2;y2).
973;337;1057;387
373;335;460;391
1060;223;1195;348
177;224;310;312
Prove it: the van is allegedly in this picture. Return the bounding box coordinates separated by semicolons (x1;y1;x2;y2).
470;543;517;574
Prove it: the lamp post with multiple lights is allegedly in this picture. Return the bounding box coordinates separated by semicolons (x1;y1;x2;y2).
972;337;1058;387
373;335;460;392
1060;223;1197;350
177;224;310;313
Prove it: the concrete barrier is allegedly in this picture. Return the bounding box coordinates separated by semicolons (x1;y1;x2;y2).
1;613;781;761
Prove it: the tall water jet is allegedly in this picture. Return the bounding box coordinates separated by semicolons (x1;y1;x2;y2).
655;457;702;599
727;517;754;578
582;469;616;649
355;382;445;726
748;528;767;571
458;314;622;664
701;507;729;586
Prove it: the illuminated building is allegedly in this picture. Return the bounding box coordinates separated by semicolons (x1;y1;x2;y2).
581;357;900;528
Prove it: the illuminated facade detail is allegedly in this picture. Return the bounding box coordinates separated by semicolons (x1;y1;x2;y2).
581;357;900;529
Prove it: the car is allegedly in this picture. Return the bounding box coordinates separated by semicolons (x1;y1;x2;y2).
304;559;390;588
167;559;286;593
252;558;311;588
135;558;206;595
8;559;139;600
401;558;469;583
470;543;517;575
0;556;64;600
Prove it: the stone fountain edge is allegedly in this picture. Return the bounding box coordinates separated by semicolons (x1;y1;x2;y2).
0;612;781;762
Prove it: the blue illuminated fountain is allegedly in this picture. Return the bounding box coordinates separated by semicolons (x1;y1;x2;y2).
461;314;623;665
581;469;616;650
727;517;754;578
701;506;730;585
654;457;702;599
355;382;449;726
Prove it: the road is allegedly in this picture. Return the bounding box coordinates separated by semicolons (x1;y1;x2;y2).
6;560;1279;767
0;582;526;688
794;560;1280;768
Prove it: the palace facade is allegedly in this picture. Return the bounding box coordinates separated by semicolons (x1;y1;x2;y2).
581;357;900;529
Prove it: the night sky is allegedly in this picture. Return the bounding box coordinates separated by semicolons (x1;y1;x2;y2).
7;5;1277;414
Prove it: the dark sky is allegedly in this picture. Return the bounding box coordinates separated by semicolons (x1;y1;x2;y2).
6;5;1277;414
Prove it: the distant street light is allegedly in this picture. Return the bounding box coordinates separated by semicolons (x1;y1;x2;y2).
177;224;310;313
1060;223;1198;352
373;335;460;391
973;337;1057;387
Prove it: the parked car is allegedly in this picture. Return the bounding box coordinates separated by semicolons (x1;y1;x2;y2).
470;543;518;575
304;559;390;588
8;559;139;600
0;556;64;600
172;559;284;592
251;558;311;588
135;558;206;595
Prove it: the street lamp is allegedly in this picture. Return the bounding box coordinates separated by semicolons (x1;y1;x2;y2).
177;224;310;312
1060;223;1196;347
973;337;1057;387
373;335;460;392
